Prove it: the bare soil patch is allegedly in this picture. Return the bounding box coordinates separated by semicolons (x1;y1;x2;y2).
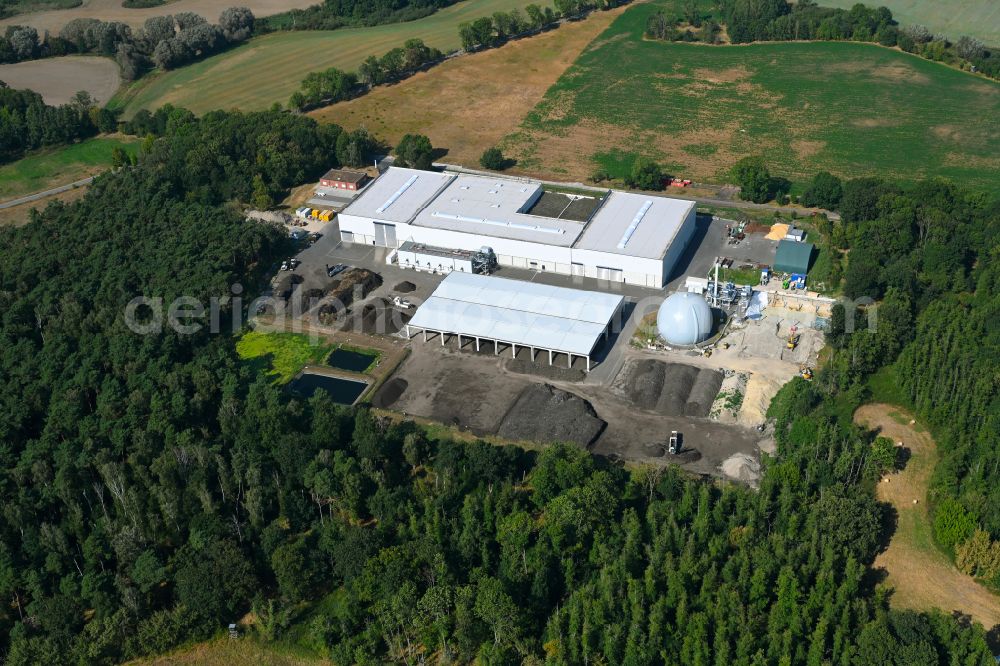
387;342;764;476
854;404;1000;632
310;5;625;168
790;139;825;159
693;65;750;83
0;56;120;105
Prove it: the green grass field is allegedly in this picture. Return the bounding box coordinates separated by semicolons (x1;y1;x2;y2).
118;0;544;117
236;331;336;384
506;2;1000;190
0;137;137;201
816;0;1000;46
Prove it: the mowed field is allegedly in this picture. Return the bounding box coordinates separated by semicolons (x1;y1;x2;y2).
0;56;120;105
0;0;315;34
0;136;137;202
504;2;1000;189
119;0;547;117
311;6;627;167
816;0;1000;46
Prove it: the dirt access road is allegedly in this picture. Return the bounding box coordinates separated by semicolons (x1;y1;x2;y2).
855;404;1000;633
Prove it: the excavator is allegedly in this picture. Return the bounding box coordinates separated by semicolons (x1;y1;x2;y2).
786;333;800;350
800;367;813;380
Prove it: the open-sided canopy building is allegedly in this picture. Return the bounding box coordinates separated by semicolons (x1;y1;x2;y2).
405;272;624;372
337;167;698;288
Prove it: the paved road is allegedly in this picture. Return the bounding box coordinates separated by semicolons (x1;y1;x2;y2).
0;176;94;209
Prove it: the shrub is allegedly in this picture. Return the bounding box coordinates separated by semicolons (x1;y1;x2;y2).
480;146;505;170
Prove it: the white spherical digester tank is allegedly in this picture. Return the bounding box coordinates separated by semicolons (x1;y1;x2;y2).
656;292;714;346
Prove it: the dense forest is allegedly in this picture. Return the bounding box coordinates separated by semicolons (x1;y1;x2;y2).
0;105;995;663
790;169;1000;589
0;85;117;163
645;0;1000;80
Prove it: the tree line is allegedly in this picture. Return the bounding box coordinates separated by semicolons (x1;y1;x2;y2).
0;106;995;662
645;0;1000;81
0;85;116;163
458;0;628;53
258;0;459;32
0;7;254;77
287;38;441;111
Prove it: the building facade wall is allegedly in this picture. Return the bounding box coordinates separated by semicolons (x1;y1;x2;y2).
338;205;697;289
658;204;698;286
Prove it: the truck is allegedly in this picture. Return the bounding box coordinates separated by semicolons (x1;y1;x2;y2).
667;431;681;455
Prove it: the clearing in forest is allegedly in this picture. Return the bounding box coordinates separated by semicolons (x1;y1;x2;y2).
0;56;121;106
503;1;1000;189
118;0;547;117
0;136;138;202
309;5;626;168
854;403;1000;632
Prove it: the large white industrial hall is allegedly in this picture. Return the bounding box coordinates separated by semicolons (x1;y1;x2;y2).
337;167;698;288
404;272;624;372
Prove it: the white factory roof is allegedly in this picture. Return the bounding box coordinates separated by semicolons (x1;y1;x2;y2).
574;191;696;259
339;167;454;224
407;272;623;356
411;174;584;247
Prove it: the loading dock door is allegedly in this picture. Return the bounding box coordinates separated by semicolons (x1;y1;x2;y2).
597;266;623;282
373;222;397;247
572;262;585;277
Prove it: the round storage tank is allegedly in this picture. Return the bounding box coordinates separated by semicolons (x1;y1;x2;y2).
657;292;713;346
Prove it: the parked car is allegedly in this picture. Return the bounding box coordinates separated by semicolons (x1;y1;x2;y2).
280;260;290;271
326;263;348;278
393;296;413;309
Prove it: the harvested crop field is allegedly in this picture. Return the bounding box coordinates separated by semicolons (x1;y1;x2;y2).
0;0;315;34
611;359;723;417
496;384;605;447
309;5;626;168
0;56;120;105
506;1;1000;189
121;0;552;117
817;0;1000;47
